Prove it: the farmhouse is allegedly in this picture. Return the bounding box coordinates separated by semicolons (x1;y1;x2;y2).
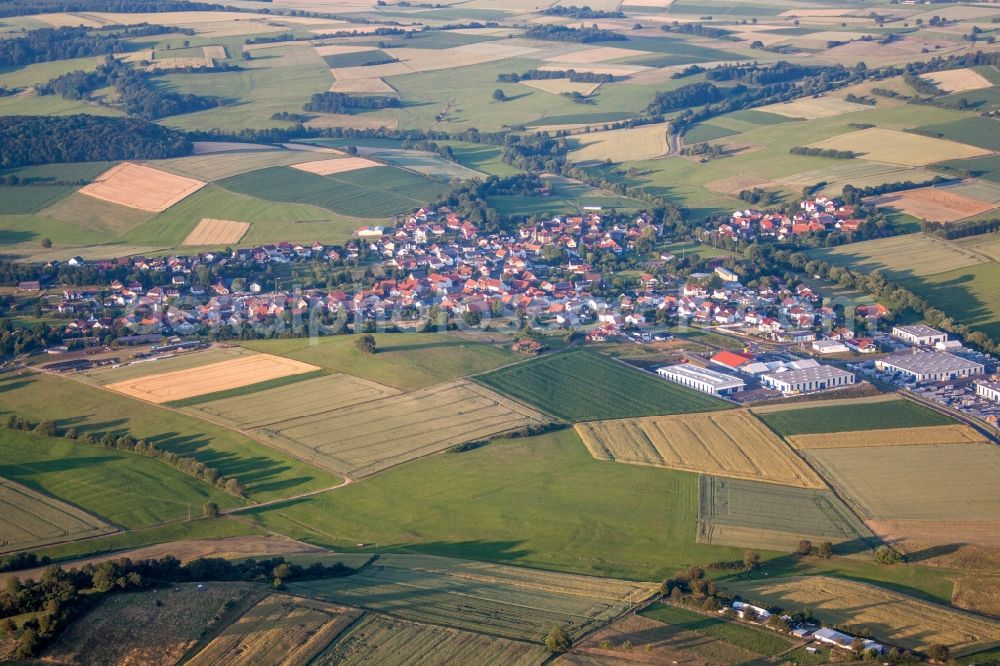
876;350;984;383
730;601;770;621
813;627;884;655
656;364;745;396
892;324;947;347
977;380;1000;403
760;365;855;395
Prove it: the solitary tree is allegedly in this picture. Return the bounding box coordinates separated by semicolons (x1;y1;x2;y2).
492;88;507;102
874;545;901;565
40;238;52;248
203;502;219;518
928;644;950;662
796;539;813;556
356;334;377;354
743;550;761;570
545;626;571;653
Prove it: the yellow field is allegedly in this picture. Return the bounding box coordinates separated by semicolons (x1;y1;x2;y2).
291;157;380;175
105;353;320;403
787;424;987;450
79;162;206;212
761;96;872;119
922;67;993;92
725;576;1000;655
182;218;251;246
807;128;992;166
520;79;602;96
253;379;549;478
569;123;671;163
543;46;648;64
202;45;227;60
186;595;363;666
871;185;996;223
576;410;826;489
313;44;378;57
330;77;396;94
0;478;116;554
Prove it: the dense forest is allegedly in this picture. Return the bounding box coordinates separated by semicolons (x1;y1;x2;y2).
0;0;232;18
497;69;614;83
647;82;731;114
0;115;192;168
540;5;624;19
302;91;402;114
523;25;625;43
0;24;182;68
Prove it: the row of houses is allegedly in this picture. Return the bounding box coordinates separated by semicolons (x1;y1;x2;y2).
715;196;864;242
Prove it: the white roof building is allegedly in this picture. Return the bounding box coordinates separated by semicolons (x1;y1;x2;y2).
876;350;984;383
761;365;855;395
892;324;947;346
657;364;745;396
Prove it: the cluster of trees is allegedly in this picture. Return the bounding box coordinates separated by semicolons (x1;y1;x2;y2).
0;321;60;358
840;175;952;205
0;115;191;168
844;93;876;106
738;187;781;206
0;0;231;18
647;82;730;114
795;539;834;558
921;216;1000;240
497;69;614;83
670;64;705;80
660;22;735;40
904;71;944;97
302;91;402;114
706;61;832;85
355;333;377;354
0;23;181;67
270;111;310;123
681;141;724;160
1;554;354;657
540;5;623;19
3;416;246;498
523;24;625;43
789;146;858;159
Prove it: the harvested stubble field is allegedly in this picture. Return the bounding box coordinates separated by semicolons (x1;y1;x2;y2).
0;477;116;554
807;127;992;166
761;96;872;119
787;424;987;449
78;162;207;212
569;123;671;163
147;150;335;181
757;397;953;436
182;218;251;246
697;476;877;555
186;594;362;666
803;443;1000;521
866;519;1000;572
287;554;656;643
476;350;728;422
190;373;398;430
44;582;266;666
922;67;993;93
84;347;255;385
870;185;996;223
252;379;548;478
290;157;380;175
638;603;795;661
724;576;1000;655
313;613;549;666
329;77;396;94
576;410;824;489
105;353;320;404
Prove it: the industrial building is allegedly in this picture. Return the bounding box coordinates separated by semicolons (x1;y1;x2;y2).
656;364;745;396
760;365;855;395
892;324;948;347
875;350;984;384
977;380;1000;403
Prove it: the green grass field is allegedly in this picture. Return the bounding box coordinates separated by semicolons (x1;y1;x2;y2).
0;429;242;528
639;604;793;656
758;399;953;436
240;333;517;391
0;373;340;501
217;166;448;218
900;262;1000;340
915;116;1000;152
475;350;729;421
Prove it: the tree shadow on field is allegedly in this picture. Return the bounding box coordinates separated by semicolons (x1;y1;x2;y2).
899;542;964;564
405;539;533;564
0;455;121;477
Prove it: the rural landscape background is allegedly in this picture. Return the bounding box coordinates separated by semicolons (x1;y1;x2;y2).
1;0;1000;663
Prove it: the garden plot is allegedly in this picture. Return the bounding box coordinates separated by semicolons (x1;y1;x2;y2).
787;424;987;450
724;576;1000;655
252;379;548;478
803;443;1000;520
105;353;320;404
922;67;993;93
806;128;992;166
870;185;996;223
0;477;116;554
287;553;656;643
79;162;206;212
191;373;401;431
313;613;548;666
697;476;877;555
182;218;250;246
186;595;362;666
290;157;380;175
576;410;825;489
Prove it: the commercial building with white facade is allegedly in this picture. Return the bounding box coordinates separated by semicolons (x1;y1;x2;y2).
657;364;745;396
892;324;948;347
760;365;855;395
977;380;1000;403
875;350;984;383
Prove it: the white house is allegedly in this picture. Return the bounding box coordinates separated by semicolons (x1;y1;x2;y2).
812;339;849;354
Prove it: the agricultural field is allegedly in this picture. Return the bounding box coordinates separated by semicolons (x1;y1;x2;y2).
914;116;1000;152
803;443;1000;521
922;68;993;93
78;162;207;212
287;553;656;643
757;396;954;436
761;96;871;119
806;127;992;166
568;123;672;163
289;156;380;176
697;476;877;555
186;595;362;666
44;583;266;666
576;410;824;489
476;350;728;421
313;613;549;666
636;604;794;660
181;218;250;246
104;353;320;404
251;379;548;478
145;149;337;182
190;373;400;431
786;424;987;450
0;476;116;555
724;576;1000;656
870;184;997;223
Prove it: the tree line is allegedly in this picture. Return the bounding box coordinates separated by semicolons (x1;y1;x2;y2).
0;23;183;68
523;24;625;43
660;22;736;41
302;91;402;114
540;5;624;19
789;146;858;159
921;217;1000;240
497;69;615;83
839;175;953;205
0;0;232;19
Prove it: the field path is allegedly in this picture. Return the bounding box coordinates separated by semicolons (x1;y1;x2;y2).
223;476;352;516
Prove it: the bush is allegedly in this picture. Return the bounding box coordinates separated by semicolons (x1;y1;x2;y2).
545;626;571;653
355;334;377;354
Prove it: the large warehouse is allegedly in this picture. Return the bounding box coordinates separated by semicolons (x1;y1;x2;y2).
657;364;745;396
876;350;984;383
760;365;855;395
